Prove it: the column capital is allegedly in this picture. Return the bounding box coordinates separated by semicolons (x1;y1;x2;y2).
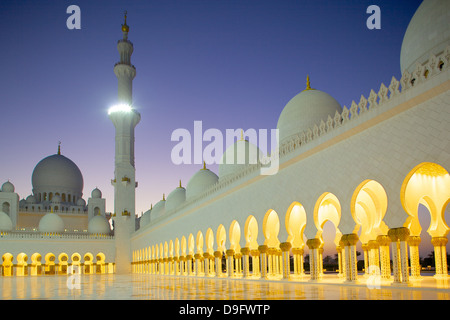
376;234;391;246
280;242;292;252
258;245;268;253
226;249;235;257
368;240;379;250
203;252;210;259
240;247;250;255
388;227;410;241
214;251;222;258
306;238;321;249
431;237;448;246
341;233;359;246
407;236;421;246
292;248;304;255
249;250;259;257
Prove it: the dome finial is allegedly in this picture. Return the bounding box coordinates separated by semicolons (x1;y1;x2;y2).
162;193;165;201
57;141;61;155
240;129;244;141
179;179;182;188
304;75;314;91
202;161;206;170
121;10;129;33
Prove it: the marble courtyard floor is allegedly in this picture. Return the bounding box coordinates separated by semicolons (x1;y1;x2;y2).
1;273;449;300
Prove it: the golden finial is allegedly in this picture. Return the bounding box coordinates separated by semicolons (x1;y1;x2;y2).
304;74;314;91
202;161;206;170
162;193;165;201
179;180;182;188
57;141;61;155
121;10;129;33
240;129;244;141
150;203;153;210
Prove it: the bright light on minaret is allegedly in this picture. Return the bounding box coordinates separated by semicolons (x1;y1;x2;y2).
108;104;133;115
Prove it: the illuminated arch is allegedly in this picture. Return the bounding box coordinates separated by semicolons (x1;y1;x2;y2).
263;209;280;248
174;238;180;258
244;215;259;250
188;234;195;256
216;224;227;252
181;236;187;256
205;228;214;255
351;179;389;243
401;162;450;237
285;202;307;249
229;220;241;251
169;240;174;258
313;192;342;246
196;231;204;254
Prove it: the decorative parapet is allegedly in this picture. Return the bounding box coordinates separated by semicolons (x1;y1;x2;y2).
0;230;114;240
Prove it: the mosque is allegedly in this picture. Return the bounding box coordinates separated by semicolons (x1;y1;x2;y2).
1;0;450;290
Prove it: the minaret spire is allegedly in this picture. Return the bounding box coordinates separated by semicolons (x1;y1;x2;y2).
114;11;136;105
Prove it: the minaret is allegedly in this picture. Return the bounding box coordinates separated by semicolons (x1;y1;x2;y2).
109;11;140;274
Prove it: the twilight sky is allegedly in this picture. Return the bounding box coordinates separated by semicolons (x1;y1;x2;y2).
2;0;439;254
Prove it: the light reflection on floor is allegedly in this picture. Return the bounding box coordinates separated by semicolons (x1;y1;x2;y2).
0;274;449;300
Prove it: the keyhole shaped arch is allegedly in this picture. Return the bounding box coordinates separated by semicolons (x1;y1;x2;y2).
351;179;389;244
196;231;204;255
229;220;241;252
401;162;450;237
205;228;214;255
263;209;280;248
285;202;307;249
314;192;342;246
216;224;227;253
244;215;259;250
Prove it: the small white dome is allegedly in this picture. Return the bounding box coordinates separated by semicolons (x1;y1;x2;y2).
186;164;219;200
400;0;450;75
52;194;62;203
277;83;341;144
26;195;36;204
1;181;15;193
219;139;262;180
0;211;13;231
140;209;151;227
91;188;102;199
165;184;186;212
38;213;64;233
88;215;111;234
77;198;86;206
151;199;166;220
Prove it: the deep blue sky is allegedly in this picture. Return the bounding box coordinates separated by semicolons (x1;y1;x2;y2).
0;0;423;222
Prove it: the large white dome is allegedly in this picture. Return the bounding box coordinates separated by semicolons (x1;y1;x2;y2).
165;183;186;212
277;83;341;144
186;164;219;200
0;211;13;231
32;153;84;198
400;0;450;75
38;212;64;233
88;215;111;234
219;139;262;180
